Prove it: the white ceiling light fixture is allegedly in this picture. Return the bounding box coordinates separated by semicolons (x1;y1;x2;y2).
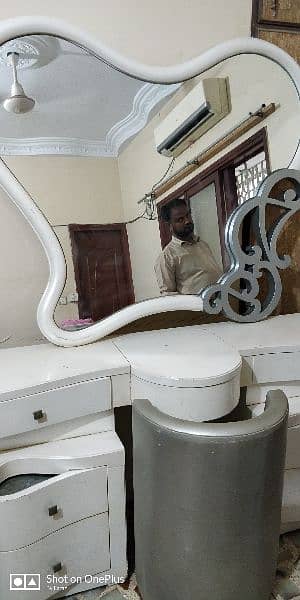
2;52;35;114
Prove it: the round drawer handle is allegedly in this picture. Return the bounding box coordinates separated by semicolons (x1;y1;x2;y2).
48;505;59;517
33;409;46;422
52;562;64;574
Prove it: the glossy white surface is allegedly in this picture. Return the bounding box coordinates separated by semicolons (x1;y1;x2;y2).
247;382;300;405
132;374;240;421
0;412;114;452
2;313;300;539
0;466;108;551
111;373;131;407
250;352;300;384
0;341;129;450
114;326;241;421
0;431;124;472
0;376;111;439
114;327;241;387
0;514;111;600
206;313;300;356
205;314;300;388
0;340;129;399
0;431;127;596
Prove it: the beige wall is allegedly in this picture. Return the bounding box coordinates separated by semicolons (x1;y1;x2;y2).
0;1;252;65
5;156;123;225
0;156;123;344
118;53;300;301
0;185;48;347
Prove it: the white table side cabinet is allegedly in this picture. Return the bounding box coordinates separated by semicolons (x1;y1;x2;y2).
0;432;127;599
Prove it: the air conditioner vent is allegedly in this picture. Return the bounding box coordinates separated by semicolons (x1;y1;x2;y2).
154;78;230;158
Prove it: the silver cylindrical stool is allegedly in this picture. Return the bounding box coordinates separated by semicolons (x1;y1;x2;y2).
133;390;288;600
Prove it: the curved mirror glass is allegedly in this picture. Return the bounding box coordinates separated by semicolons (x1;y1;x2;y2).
0;32;298;341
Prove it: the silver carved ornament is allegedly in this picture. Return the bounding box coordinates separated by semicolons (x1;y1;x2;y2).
201;168;300;322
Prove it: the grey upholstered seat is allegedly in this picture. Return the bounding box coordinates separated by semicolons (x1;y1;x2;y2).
133;390;288;600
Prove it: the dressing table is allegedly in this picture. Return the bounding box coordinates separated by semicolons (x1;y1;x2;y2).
1;312;300;597
0;340;129;598
0;13;299;600
0;325;241;598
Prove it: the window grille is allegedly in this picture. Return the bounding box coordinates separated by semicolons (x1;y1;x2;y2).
235;158;268;204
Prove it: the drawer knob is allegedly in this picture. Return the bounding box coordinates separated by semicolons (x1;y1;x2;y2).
52;562;63;574
33;409;46;421
48;505;59;517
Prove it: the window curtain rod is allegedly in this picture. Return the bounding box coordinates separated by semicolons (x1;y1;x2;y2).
138;102;276;204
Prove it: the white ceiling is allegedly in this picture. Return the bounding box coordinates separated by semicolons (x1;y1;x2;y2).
0;36;179;156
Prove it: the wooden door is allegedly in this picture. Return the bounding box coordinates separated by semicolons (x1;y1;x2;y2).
69;224;135;321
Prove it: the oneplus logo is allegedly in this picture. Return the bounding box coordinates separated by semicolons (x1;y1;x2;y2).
10;574;41;591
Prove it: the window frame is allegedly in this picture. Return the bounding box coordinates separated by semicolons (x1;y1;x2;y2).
157;127;270;265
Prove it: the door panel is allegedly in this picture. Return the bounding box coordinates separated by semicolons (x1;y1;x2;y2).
188;183;223;269
70;225;134;321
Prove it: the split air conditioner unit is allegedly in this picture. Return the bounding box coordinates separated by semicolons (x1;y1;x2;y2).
154;78;230;157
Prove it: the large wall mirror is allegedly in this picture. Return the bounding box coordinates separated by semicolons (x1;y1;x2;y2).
0;18;299;346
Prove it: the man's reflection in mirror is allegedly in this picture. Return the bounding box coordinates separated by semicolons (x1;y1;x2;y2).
155;198;221;295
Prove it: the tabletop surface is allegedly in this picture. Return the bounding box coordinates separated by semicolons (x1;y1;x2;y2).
114;326;242;387
205;313;300;356
1;313;299;396
0;339;129;398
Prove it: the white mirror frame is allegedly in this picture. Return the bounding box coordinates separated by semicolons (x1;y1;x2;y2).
0;16;299;347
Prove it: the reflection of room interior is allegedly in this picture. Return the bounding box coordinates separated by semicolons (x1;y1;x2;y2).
0;39;299;336
0;7;300;600
157;129;268;268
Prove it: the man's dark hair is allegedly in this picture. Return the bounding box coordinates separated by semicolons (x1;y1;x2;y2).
160;198;187;223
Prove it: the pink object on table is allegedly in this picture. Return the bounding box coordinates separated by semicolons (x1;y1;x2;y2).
60;318;93;328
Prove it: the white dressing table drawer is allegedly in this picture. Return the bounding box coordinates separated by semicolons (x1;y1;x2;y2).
0;513;110;599
0;377;111;439
0;466;108;551
251;352;300;384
